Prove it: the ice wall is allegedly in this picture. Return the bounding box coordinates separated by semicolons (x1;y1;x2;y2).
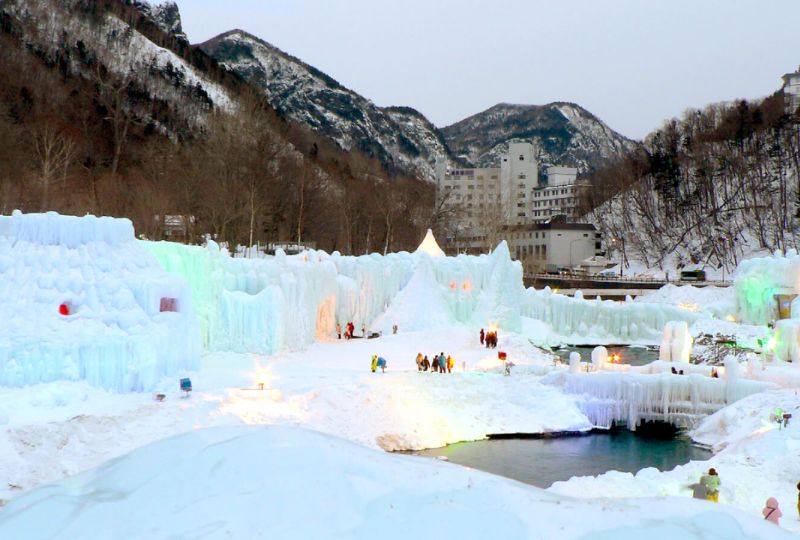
142;234;524;351
0;212;200;391
522;288;701;343
734;249;800;324
543;370;775;429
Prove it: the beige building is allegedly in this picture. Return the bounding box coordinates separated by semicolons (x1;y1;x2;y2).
505;222;603;274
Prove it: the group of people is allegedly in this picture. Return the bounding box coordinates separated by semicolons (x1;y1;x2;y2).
337;322;366;340
416;352;455;373
689;468;799;527
480;328;498;348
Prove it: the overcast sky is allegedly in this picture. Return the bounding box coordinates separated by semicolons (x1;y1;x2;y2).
177;0;800;140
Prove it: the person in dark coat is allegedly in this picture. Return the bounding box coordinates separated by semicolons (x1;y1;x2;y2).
480;328;485;345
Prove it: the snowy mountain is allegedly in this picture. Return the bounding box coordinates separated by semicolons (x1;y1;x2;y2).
2;0;234;134
200;30;454;181
442;102;638;173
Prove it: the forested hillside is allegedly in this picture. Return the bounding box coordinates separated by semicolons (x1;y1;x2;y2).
0;0;432;254
584;93;800;273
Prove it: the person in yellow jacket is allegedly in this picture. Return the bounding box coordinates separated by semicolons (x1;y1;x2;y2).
700;468;721;502
447;355;454;373
370;355;378;373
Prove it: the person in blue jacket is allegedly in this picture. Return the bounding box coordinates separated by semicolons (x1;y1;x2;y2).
376;356;387;373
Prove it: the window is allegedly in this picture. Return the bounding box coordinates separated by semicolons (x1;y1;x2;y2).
468;185;475;189
160;298;178;312
518;174;526;179
519;155;524;161
583;233;588;237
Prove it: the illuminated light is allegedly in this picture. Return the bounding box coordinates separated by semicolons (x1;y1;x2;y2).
678;302;699;312
767;336;777;351
303;255;308;262
462;281;472;292
449;281;457;290
725;314;736;322
553;288;560;294
608;353;621;363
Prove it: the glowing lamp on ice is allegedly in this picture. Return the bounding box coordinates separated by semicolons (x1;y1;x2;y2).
58;303;70;316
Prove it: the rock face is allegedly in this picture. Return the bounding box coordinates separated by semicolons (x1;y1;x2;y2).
200;30;454;181
441;102;638;173
128;1;188;42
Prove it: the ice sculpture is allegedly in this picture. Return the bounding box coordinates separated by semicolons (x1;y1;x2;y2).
543;369;775;429
734;249;800;324
658;321;692;362
569;352;581;373
0;211;200;391
591;346;608;371
773;319;800;363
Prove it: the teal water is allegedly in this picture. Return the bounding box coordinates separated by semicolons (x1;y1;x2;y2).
410;431;709;488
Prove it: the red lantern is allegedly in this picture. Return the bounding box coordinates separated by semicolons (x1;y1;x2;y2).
59;303;70;316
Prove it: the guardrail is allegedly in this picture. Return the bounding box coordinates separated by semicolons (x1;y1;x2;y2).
523;272;732;288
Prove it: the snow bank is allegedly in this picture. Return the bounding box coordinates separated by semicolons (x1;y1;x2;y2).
0;212;199;392
0;425;791;540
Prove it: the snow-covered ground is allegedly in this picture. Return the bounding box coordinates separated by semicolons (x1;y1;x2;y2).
1;327;799;536
0;425;793;540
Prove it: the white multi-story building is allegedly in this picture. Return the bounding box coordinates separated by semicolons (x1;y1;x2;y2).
783;65;800;114
435;142;585;249
530;166;581;223
435;141;538;227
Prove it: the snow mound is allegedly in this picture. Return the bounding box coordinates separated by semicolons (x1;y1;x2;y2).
0;425;791;539
0;212;199;391
415;228;445;257
371;257;454;332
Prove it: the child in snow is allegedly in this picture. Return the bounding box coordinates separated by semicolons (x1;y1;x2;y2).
797;481;800;519
480;328;485;345
700;468;720;502
336;323;342;339
422;355;430;371
439;353;447;374
416;353;424;371
762;497;782;525
447;355;454;373
371;355;378;373
376;357;387;373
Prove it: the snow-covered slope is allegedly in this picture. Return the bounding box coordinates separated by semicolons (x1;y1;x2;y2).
200;30;454;181
3;0;232;131
0;425;791;540
442;102;638;173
